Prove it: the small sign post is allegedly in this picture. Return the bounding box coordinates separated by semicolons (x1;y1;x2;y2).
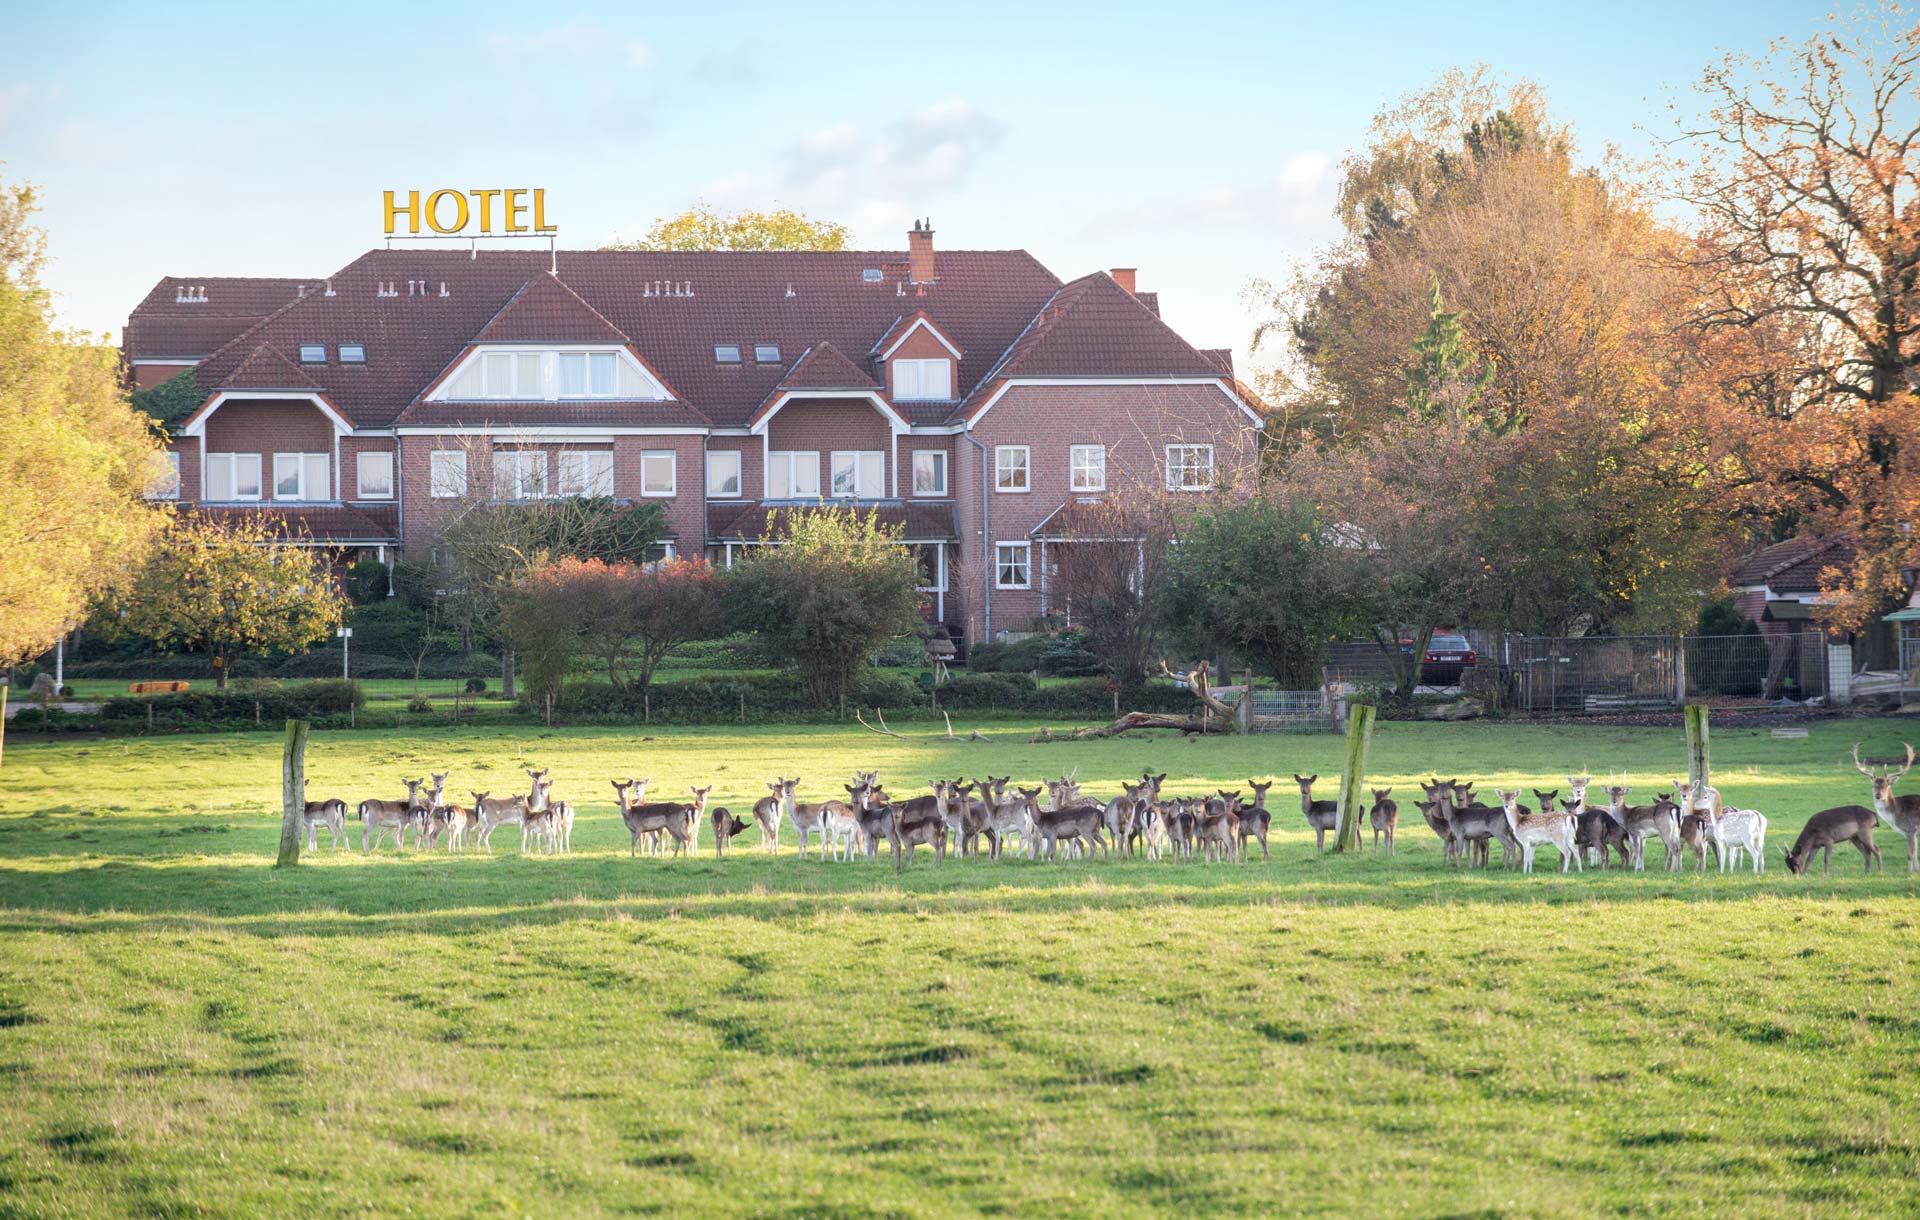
337;626;353;679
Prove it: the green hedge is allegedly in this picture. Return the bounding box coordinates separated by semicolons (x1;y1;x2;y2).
98;679;366;724
526;671;1190;722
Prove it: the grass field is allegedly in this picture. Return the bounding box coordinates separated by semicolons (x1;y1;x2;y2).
2;717;1918;1218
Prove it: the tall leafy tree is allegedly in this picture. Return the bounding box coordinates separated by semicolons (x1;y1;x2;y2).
0;172;167;740
725;508;922;707
102;516;348;689
604;204;849;252
1675;5;1920;629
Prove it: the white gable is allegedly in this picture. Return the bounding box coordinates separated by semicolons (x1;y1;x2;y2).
429;344;669;402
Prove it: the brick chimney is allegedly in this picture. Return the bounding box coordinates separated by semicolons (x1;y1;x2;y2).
908;218;936;284
1110;267;1137;294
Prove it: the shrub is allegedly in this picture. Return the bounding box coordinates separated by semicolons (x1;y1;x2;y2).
872;635;930;667
966;635;1050;673
344;559;390;605
407;695;434;713
464;677;489;694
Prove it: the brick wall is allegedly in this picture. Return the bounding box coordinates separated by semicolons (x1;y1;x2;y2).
706;435;762;506
766;399;895;496
199;399;337;502
897;434;953;500
164;436;202;502
951;382;1258;644
882;325;959;400
133;362;195;391
614;435;704;549
340;437;399;504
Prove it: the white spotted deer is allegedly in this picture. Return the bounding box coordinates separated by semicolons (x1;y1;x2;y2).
471;790;531;853
1493;789;1581;874
1852;743;1920;872
300;787;349;852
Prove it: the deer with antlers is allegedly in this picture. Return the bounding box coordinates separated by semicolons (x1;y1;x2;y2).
1852;743;1920;872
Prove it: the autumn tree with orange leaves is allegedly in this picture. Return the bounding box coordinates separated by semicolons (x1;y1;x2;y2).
1673;5;1920;629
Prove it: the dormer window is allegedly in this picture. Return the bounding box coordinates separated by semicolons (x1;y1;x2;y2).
754;344;782;364
339;344;366;364
437;347;666;401
714;344;742;364
893;358;951;401
298;344;326;363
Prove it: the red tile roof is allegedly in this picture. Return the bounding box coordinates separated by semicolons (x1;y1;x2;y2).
190;503;400;543
125;276;317;358
707;501;957;543
1731;535;1854;594
472;274;632;345
152;246;1230;431
869;310;964;358
218;343;323;391
777;342;881;391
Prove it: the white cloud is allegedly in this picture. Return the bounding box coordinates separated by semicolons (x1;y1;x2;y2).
693;99;1006;228
1094;150;1341;235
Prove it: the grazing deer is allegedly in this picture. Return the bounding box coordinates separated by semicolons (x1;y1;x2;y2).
1293;774;1341;853
1852;743;1920;872
1494;789;1581;874
1234;779;1274;861
1712;807;1768;873
1368;788;1398;855
360;778;426;852
711;805;751;857
1784;805;1881;874
781;778;839;862
751;779;786;853
300;792;348;851
1599;784;1682;872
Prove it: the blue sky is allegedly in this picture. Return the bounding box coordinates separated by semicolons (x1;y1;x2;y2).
7;0;1824;371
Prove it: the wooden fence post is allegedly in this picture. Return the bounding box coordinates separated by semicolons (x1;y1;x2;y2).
276;719;308;869
1685;702;1710;794
1333;702;1376;852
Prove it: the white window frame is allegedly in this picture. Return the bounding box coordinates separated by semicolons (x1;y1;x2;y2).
912;450;948;497
995;445;1030;493
830;450;884;499
766;450;820;499
557;351;619;398
892;357;952;402
558;450;615;498
706;449;743;499
206;452;262;502
754;344;782;364
1165;443;1215;491
640;450;676;497
914;543;947;593
480;351;546;399
1070;444;1106;492
356;450;395;500
154;451;181;500
298;344;326;363
338;344;366;364
273;452;329;502
995;541;1032;590
430;449;468;499
492;449;547;501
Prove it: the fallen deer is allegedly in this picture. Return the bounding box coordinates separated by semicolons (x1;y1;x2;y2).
1294;774;1341;853
1784;805;1881;875
1494;789;1581;874
1852;743;1920;872
360;778;426;852
1368;788;1397;855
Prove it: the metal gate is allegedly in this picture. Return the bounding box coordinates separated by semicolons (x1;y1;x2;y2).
1519;633;1828;713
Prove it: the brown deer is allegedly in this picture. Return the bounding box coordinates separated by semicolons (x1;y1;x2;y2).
781;778;842;861
1029;792;1108;862
611;777;694;858
750;779;786;853
1600;784;1681;872
1493;789;1580;874
1440;783;1519;868
1784;805;1881;875
470;790;530;853
1417;780;1455;861
1368;788;1398;855
300;793;349;851
1237;779;1275;861
877;786;945;867
1293;774;1340;852
360;778;426;852
1852;743;1920;872
1563;776;1625;868
1196;792;1239;863
528;772;576;854
711;805;751;856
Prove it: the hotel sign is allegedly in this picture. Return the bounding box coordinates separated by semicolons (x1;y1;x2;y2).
383;189;557;236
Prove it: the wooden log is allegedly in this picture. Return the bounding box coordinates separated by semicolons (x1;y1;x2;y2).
276;719;309;869
1333;702;1376;852
1028;712;1228;743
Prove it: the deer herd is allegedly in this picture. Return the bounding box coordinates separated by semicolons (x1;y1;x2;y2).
294;742;1920;877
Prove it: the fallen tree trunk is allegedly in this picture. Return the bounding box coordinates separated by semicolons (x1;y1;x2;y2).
1029;712;1232;742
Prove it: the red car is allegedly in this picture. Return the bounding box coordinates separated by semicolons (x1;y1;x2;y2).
1400;631;1478;685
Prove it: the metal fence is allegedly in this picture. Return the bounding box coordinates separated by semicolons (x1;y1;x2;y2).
1516;632;1828;713
1245;688;1339;732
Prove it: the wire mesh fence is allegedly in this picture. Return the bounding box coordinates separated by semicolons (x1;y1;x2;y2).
1245;689;1340;732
